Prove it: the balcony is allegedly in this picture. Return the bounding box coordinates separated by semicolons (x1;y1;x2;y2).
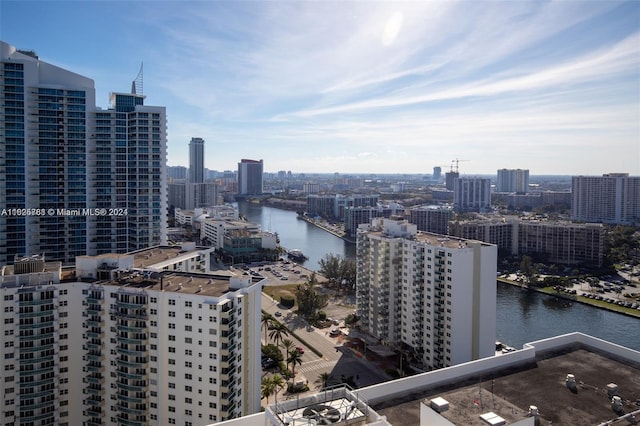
84;375;105;385
117;369;146;380
116;323;146;333
116;403;147;415
116;416;147;426
117;392;146;404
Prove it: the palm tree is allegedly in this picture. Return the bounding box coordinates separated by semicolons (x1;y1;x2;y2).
281;338;295;371
287;349;303;383
270;374;285;402
314;372;331;389
261;376;276;405
261;311;273;343
268;322;289;350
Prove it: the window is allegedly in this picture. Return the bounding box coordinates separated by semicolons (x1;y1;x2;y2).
169;300;176;305
185;301;192;307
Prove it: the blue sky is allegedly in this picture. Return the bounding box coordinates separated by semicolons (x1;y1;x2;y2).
2;1;639;175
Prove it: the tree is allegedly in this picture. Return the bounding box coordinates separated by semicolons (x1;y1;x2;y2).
261;374;285;405
319;254;357;290
295;274;328;319
315;372;332;389
261;343;283;363
261;376;276;405
344;314;359;328
268;322;289;350
271;374;285;400
519;255;537;286
287;349;303;382
281;338;295;371
261;311;274;342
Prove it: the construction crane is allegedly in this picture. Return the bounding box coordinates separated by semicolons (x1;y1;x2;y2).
450;158;469;174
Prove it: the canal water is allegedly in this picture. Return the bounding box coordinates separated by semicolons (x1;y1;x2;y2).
238;202;640;352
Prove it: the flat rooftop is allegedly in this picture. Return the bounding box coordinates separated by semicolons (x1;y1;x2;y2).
131;246;203;269
104;270;252;298
374;347;640;425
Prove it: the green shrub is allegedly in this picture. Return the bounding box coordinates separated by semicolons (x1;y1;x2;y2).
280;295;295;308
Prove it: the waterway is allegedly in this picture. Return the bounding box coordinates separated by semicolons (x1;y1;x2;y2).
238;202;640;352
238;201;356;269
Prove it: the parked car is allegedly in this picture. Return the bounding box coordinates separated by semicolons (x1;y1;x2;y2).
296;346;305;354
329;329;341;337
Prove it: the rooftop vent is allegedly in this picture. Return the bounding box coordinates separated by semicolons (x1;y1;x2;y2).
565;374;577;391
429;397;449;413
612;395;623;412
606;383;619;397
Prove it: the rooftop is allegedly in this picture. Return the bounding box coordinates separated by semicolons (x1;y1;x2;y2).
130;246;207;269
104;270;256;298
215;333;640;426
375;347;640;425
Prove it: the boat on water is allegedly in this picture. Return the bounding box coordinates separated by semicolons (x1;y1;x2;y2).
287;249;308;261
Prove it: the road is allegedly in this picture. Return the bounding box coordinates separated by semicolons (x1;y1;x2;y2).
261;292;390;390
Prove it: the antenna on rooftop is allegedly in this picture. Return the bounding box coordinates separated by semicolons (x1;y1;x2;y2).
131;62;143;95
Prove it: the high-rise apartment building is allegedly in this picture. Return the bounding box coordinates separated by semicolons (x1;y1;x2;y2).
189;137;205;183
168;165;188;180
90;92;167;254
0;41;167;265
356;218;497;369
237;159;263;196
571;173;640;225
496;169;529;193
444;171;459;190
408;205;452;235
1;42;96;264
0;252;262;425
453;177;491;212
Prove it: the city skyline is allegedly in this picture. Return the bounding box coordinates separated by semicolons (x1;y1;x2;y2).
2;1;639;175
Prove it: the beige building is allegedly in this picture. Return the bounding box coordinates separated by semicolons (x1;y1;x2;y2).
0;254;263;426
356;218;497;369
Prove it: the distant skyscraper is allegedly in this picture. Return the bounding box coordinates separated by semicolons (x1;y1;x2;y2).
571;173;640;225
237;159;263;196
453;177;491;212
496;169;529;193
168;165;188;180
189;137;205;183
0;41;167;264
433;166;442;181
356;217;497;369
445;171;459;190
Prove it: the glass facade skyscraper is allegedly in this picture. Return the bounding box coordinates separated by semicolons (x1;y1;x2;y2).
189;137;205;183
237;159;263;196
0;41;167;265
